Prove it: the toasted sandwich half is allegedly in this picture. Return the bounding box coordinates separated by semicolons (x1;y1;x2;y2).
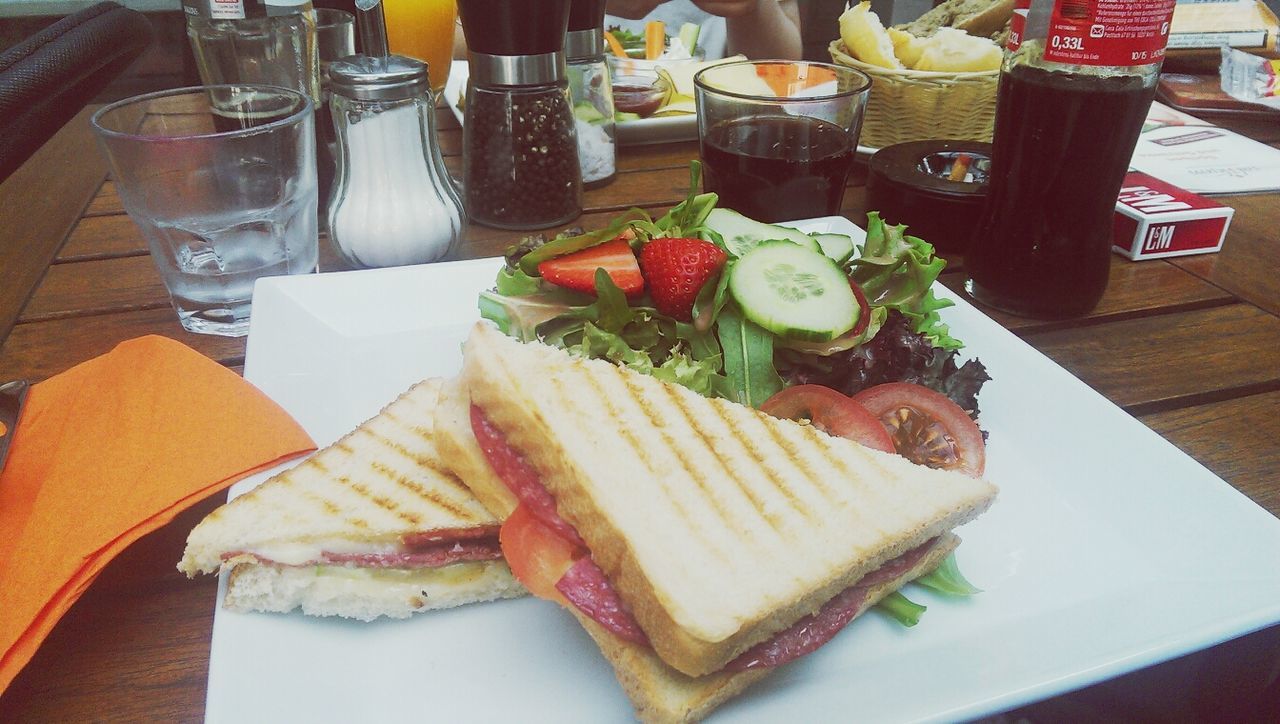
436;322;998;722
179;378;525;621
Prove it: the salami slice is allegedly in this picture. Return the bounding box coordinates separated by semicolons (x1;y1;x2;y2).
470;404;587;547
322;540;504;568
402;525;500;548
725;539;939;671
556;557;651;646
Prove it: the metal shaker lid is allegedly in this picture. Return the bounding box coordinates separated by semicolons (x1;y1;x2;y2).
328;54;430;101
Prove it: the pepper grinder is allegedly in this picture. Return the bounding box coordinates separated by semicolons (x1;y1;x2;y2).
566;0;616;189
458;0;582;230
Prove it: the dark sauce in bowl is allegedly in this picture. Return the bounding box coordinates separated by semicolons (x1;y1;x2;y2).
612;78;665;118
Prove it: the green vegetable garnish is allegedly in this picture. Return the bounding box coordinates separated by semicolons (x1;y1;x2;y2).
915;554;982;596
875;591;927;627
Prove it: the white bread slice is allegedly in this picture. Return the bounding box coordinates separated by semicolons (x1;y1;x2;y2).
179;377;525;620
180;378;503;575
222;556;522;622
433;376;520;519
586;533;960;723
460;322;997;677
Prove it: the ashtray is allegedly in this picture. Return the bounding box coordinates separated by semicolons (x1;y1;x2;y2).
866;140;993;253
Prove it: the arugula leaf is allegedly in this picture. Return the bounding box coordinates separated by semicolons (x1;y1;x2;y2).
652;161;718;238
716;303;784;408
518;208;651;275
915;554;982;596
874;591;926;627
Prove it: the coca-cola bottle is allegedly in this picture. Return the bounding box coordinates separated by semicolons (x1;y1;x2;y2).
964;0;1177;319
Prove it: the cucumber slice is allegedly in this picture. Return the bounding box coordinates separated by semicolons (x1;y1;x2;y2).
728;241;858;342
703;207;820;258
678;22;700;53
812;233;855;264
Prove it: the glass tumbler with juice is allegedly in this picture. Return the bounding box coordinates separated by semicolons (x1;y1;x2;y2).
964;0;1178;319
382;0;456;93
694;60;870;224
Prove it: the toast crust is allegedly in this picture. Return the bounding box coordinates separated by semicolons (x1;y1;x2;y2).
577;533;960;723
432;376;520;519
460;323;997;677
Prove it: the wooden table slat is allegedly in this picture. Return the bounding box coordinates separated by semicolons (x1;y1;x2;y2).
0;308;248;382
1022;303;1280;412
0;106;109;342
1140;389;1280;514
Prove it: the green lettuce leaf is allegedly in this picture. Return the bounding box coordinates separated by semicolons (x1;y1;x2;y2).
849;212;960;350
495;266;542;296
874;591;926;627
915;554;982;596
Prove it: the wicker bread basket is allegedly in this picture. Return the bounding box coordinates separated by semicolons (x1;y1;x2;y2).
829;39;998;150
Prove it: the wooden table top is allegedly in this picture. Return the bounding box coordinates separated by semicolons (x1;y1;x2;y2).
1;103;1278;722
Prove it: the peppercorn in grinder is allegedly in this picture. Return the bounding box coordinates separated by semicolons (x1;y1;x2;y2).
458;0;583;229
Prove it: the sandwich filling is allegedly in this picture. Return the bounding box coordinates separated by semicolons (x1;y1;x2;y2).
470;404;943;670
223;526;503;570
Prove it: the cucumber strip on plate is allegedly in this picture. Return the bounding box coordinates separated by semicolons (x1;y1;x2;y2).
811;233;855;265
703;207;820;257
728;241;858;342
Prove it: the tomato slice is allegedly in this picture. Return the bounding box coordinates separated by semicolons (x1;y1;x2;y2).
499;504;581;603
760;385;895;454
850;382;985;476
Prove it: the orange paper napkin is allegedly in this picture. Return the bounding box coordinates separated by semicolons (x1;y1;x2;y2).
0;336;315;694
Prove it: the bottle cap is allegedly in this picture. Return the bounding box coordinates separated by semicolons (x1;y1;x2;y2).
329;54;430;101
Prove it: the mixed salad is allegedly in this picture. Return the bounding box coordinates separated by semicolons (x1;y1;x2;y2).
478;163;991;621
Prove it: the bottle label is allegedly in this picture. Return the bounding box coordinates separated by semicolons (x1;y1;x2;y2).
1007;0;1031;52
1044;0;1177;66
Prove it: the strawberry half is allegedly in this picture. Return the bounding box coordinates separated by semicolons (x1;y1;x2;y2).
638;237;728;321
537;238;644;297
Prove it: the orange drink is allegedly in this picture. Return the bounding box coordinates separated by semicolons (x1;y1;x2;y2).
383;0;457;92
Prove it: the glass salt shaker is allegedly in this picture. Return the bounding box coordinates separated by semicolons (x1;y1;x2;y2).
458;0;582;230
326;54;465;268
566;0;616;189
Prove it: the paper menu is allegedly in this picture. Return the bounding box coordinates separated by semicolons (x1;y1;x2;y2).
1130;101;1280;194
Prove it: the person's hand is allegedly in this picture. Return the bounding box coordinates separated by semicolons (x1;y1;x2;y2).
690;0;764;18
605;0;668;20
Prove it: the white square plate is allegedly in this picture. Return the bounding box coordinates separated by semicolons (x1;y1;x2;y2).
208;216;1280;723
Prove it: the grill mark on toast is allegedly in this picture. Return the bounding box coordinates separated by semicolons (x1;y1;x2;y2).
547;367;726;555
359;426;476;498
717;400;814;522
813;427;898;515
368;460;480;523
663;382;787;536
760;419;844;506
379;407;437;443
619;373;742;549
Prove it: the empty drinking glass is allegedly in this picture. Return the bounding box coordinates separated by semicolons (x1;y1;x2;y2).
91;85;319;337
